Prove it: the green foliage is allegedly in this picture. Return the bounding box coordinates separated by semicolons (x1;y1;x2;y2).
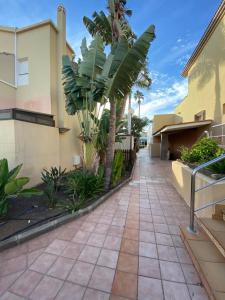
131;116;150;138
180;138;225;174
41;167;66;208
0;159;42;217
65;169;104;204
112;151;124;185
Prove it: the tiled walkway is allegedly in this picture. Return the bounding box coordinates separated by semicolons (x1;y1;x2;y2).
0;149;208;300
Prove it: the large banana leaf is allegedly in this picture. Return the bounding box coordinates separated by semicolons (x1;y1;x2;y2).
0;159;8;188
106;25;155;99
79;35;106;79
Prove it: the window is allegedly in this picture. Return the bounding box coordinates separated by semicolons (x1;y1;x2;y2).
194;110;206;122
17;58;29;86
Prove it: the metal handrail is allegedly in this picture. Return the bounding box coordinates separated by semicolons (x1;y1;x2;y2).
189;154;225;233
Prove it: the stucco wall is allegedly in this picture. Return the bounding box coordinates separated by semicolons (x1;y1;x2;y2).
175;14;225;124
152;114;182;134
0;30;15;53
171;160;225;218
150;143;161;157
0;82;16;109
16;26;52;114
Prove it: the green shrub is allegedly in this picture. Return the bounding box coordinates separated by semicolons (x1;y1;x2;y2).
0;159;42;217
180;138;225;174
64;169;103;212
112;151;124;185
41;167;66;208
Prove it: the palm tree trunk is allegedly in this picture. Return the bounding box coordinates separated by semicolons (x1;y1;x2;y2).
104;99;116;191
117;94;128;126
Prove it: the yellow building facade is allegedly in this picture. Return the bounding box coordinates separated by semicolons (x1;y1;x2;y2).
151;1;225;160
0;6;82;185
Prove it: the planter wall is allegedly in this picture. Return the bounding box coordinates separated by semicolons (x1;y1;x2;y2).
171;160;225;218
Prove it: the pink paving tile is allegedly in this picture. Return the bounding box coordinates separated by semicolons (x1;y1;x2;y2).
27;249;44;266
87;233;106;247
169;225;181;235
154;223;170;234
176;247;193;264
188;285;209;300
67;261;94;285
47;256;74;280
140;221;154;232
89;266;115;293
163;281;191;300
30;276;63;300
9;270;42;297
138;257;161;279
139;242;158;259
94;223;110;234
172;235;184;248
153;215;166;224
0;292;24;300
45;239;69;255
83;288;110;300
108;226;124;237
78;245;101;264
0;255;27;276
55;282;85;300
30;253;57;273
155;233;173;246
81;222;96;232
138;276;164;300
54;226;77;241
158;245;179;262
0;272;23;297
72;230;91;244
0;244;28;262
61;242;84;260
181;264;201;285
160;261;185;283
104;235;122;251
97;249;119;269
139;230;156;243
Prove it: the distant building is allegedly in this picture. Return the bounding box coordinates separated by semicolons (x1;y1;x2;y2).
150;1;225;160
0;6;81;185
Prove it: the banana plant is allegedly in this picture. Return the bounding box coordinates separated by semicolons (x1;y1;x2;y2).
0;159;42;218
62;35;107;170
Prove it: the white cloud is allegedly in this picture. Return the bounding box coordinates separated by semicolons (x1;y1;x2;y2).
132;79;188;120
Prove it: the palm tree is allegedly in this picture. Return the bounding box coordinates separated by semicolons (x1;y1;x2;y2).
134;90;144;118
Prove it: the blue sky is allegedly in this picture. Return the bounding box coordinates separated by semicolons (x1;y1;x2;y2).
0;0;221;119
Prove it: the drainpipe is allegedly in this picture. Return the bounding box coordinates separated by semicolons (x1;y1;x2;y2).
57;5;66;128
14;27;17;87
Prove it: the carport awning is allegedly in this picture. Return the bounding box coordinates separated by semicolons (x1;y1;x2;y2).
153;120;212;136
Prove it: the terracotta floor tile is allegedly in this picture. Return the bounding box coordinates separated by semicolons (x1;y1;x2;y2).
87;233;106;247
94;224;110;234
110;296;130;300
72;230;91;244
156;233;174;246
47;256;74;280
30;276;63;300
117;253;138;274
45;239;69;255
9;270;42;297
104;236;122;251
112;271;137;299
188;285;209;300
55;282;85;300
158;245;179;262
139;242;158;259
172;235;184;248
138;276;164;300
108;226;124;237
29;253;57;274
176;247;193;264
81;221;96;232
89;266;115;293
181;264;201;285
83;288;110;300
154;223;170;234
163;281;191;300
0;272;23;297
61;242;84;260
67;261;94;286
0;255;27;277
123;228;139;241
0;292;24;300
120;239;139;255
97;249;119;269
78;245;101;264
125;220;140;229
140;221;154;232
139;257;161;279
160;261;185;283
139;230;155;243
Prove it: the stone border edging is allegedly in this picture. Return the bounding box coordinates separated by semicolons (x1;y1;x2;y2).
0;160;136;251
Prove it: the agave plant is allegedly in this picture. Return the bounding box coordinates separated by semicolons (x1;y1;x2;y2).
0;159;42;218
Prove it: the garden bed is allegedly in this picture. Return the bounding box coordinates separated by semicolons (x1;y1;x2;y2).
0;171;132;243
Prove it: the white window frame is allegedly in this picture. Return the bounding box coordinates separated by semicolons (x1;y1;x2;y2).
17;58;29;86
